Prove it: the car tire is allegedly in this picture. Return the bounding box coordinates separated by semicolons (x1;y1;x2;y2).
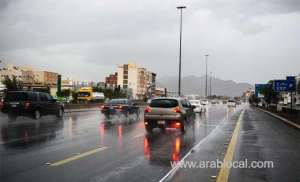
56;107;63;118
33;109;41;120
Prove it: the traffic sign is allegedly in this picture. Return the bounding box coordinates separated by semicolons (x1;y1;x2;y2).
273;79;296;92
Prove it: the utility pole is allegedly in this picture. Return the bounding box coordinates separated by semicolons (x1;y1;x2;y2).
177;6;186;97
205;54;209;97
210;72;212;98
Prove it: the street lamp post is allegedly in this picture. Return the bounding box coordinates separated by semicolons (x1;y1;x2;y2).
210;72;212;98
177;6;186;97
205;54;209;97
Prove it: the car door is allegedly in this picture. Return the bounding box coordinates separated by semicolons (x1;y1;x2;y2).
181;100;193;120
45;93;57;114
39;93;52;115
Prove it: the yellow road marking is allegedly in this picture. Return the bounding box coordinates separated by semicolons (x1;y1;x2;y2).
50;146;108;167
216;110;244;182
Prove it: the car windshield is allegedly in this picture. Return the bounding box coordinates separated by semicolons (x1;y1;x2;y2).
5;92;28;101
149;99;178;108
190;100;200;105
108;99;127;104
78;92;90;97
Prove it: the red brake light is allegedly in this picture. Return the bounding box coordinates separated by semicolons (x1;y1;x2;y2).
24;101;31;110
173;106;181;113
145;106;152;113
118;105;123;109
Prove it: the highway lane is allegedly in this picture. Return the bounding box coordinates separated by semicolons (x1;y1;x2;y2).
0;104;240;182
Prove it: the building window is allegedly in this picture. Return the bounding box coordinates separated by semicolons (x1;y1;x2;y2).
123;85;128;89
123;80;128;84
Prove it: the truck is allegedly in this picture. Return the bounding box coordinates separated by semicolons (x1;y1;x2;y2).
77;87;105;103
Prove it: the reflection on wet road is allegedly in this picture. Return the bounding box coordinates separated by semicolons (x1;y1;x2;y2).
0;104;240;182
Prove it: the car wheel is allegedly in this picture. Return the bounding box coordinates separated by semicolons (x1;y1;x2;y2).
33;109;41;119
56;107;63;118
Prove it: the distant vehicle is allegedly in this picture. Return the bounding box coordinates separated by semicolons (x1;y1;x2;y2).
144;97;195;133
1;91;64;119
100;98;139;121
227;100;236;107
77;87;93;102
201;99;209;106
223;100;228;104
92;92;105;102
211;100;218;104
235;100;241;105
189;100;205;113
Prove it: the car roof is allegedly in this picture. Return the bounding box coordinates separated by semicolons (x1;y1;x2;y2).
151;97;181;101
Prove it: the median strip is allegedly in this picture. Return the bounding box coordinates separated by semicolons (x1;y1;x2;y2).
216;110;244;182
49;146;108;167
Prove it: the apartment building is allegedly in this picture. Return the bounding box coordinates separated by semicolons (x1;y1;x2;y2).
117;62;156;100
0;64;23;81
105;72;118;88
0;64;58;87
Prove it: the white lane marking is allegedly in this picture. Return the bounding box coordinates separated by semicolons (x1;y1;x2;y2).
133;133;144;138
158;109;243;182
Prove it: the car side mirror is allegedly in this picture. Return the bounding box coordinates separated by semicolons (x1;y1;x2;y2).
191;105;196;109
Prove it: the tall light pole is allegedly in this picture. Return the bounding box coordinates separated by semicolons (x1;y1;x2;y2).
210;72;212;98
177;6;186;97
205;54;209;97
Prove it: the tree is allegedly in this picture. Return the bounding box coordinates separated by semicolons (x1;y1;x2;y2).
60;89;71;97
261;82;278;108
2;76;22;91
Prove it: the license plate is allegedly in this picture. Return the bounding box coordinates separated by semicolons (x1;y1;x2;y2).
11;104;17;108
157;120;165;125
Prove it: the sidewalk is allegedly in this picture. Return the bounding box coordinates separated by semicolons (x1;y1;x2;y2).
256;106;300;128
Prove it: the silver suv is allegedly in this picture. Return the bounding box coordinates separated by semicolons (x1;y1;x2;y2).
144;97;195;133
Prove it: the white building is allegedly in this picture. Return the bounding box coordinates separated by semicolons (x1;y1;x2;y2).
117;62;156;100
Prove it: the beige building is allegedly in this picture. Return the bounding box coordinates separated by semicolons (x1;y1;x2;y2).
117;62;156;100
0;64;58;87
0;64;23;81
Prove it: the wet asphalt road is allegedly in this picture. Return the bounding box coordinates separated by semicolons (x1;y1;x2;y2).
0;104;299;182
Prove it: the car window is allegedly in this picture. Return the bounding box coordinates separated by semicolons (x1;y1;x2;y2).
149;99;178;108
29;93;38;101
109;99;128;104
5;92;28;102
39;93;49;101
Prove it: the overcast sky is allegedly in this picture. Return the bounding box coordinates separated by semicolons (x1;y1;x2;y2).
0;0;299;84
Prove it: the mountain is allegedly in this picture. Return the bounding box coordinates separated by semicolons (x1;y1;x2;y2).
157;75;253;97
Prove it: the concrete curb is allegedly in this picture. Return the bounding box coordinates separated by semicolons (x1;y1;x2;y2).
257;107;300;130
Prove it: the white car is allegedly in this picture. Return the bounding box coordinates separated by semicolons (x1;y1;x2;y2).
190;100;205;113
200;99;209;106
227;100;236;107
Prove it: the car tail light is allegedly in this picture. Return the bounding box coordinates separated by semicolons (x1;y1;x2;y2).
100;105;105;109
175;122;181;127
117;105;123;109
144;106;152;113
24;101;31;110
173;106;181;113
